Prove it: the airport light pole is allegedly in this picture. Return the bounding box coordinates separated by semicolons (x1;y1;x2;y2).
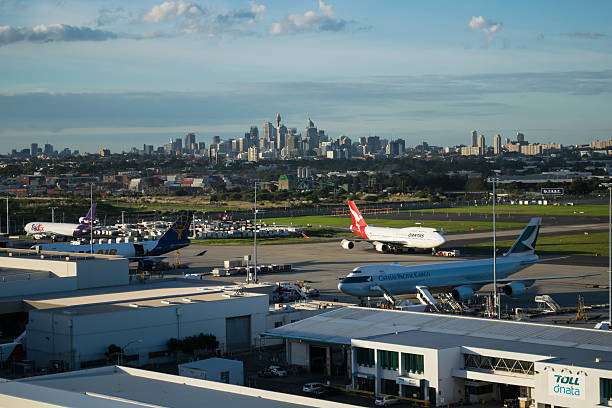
253;181;261;283
609;186;611;327
50;207;58;223
5;197;8;235
90;184;94;255
489;176;500;318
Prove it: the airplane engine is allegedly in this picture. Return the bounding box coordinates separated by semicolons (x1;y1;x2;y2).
341;239;355;250
375;242;389;253
451;286;474;301
502;282;526;297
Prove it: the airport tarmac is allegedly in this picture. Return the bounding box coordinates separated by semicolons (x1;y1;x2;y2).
177;241;610;310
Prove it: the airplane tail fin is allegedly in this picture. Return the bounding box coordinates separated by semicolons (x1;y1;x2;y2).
158;211;193;247
505;217;541;256
348;201;368;238
80;203;97;224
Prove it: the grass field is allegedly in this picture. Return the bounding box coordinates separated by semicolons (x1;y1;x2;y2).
261;215;525;233
411;204;609;217
192;237;332;246
469;232;609;257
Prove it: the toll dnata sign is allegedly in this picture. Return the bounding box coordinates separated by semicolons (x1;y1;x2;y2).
548;371;585;400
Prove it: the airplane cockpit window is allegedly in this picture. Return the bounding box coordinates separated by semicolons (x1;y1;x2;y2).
351;267;361;273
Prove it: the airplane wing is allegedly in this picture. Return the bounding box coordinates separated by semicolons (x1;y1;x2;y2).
446;272;599;289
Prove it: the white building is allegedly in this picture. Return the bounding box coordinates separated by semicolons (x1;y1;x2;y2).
179;357;244;385
27;289;269;371
264;307;612;407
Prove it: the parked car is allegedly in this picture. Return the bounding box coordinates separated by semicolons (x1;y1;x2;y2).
302;382;327;396
375;394;400;406
256;369;275;378
267;365;287;377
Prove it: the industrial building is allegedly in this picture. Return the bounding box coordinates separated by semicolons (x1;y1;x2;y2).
179;357;244;385
263;306;612;407
0;248;129;303
1;365;356;408
26;288;269;371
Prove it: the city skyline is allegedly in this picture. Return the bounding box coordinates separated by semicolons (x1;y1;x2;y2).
1;1;611;151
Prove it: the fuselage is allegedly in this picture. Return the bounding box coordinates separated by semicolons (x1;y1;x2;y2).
34;239;188;258
356;225;447;249
24;222;90;238
338;254;538;297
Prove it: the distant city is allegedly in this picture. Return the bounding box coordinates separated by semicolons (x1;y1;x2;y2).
7;114;612;162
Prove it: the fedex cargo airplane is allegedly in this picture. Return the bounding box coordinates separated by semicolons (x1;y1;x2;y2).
34;211;194;268
24;204;98;239
341;201;447;253
338;217;588;301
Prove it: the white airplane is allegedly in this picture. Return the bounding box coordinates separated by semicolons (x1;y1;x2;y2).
341;201;447;253
338;217;591;302
24;204;97;239
34;211;201;268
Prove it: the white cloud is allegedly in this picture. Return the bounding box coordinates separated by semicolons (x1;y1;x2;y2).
216;1;266;26
95;7;125;27
270;0;346;35
0;24;119;46
469;15;502;45
140;1;208;24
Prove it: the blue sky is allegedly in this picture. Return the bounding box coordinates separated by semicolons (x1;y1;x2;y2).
1;0;611;152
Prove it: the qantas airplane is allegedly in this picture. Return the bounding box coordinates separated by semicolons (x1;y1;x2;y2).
34;211;196;268
24;204;98;239
341;201;447;253
338;217;589;301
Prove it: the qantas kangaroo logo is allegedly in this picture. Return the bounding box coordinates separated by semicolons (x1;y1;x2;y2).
349;207;363;231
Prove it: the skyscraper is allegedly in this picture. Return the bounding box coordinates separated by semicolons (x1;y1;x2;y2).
277;124;288;150
494;134;502;155
184;133;196;153
517;132;525;143
478;134;485;149
471;130;478;147
31;143;38;156
306;119;318;151
263;122;275;145
212;136;221;145
43;143;54;156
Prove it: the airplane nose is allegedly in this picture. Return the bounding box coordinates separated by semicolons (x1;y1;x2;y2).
337;282;344;292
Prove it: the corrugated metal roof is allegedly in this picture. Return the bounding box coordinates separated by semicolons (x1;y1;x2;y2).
262;306;612;353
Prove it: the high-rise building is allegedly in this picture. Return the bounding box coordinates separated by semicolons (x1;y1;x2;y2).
43;143;54;156
494;134;502;155
517;132;525;143
478;134;486;149
30;143;38;156
277;124;288;150
248;146;258;162
306;119;318;151
263;122;275;144
212;136;221;145
184;133;196;153
471;130;478;147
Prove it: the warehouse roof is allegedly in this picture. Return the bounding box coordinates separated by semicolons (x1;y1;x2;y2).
364;329;612;370
262;306;612;358
15;366;356;408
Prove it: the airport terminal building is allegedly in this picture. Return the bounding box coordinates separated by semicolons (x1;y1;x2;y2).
263;307;612;407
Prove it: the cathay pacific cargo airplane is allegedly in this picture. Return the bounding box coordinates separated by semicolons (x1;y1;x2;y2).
338;217;589;301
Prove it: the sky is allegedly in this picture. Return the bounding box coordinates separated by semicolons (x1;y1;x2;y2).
1;0;612;153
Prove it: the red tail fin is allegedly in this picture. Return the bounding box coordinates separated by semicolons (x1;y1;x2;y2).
348;201;368;238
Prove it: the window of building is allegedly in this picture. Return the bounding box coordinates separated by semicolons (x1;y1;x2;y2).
601;378;612;401
463;354;534;375
355;347;375;367
378;350;399;371
220;371;230;384
402;352;424;374
274;321;283;328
